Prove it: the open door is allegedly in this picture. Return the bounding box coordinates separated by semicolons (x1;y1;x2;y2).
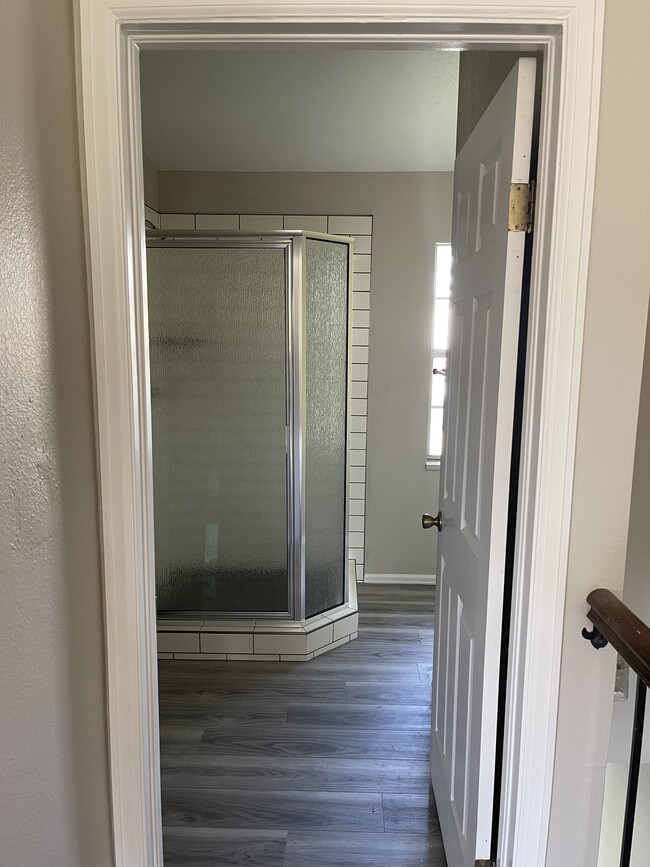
430;58;536;866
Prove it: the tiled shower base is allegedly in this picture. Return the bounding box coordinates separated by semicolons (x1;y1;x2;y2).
157;566;358;662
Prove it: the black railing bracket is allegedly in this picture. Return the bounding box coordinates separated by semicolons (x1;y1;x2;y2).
581;625;608;649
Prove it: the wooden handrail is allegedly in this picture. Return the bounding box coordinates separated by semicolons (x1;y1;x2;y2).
584;588;650;688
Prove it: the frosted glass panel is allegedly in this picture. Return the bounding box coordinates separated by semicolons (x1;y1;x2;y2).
147;247;288;614
304;239;349;617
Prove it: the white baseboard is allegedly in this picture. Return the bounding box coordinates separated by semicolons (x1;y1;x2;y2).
363;573;436;585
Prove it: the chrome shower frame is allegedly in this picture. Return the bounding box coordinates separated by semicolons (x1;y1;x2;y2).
146;229;354;621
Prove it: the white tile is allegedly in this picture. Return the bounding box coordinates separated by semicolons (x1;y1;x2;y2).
328;216;372;235
195;214;239;230
302;614;332;632
313;635;350;657
351;398;367;416
353;273;371;292
280;653;314;662
254;633;308;655
349;531;364;548
349;483;365;500
350;432;367;450
351;235;372;254
333;612;359;641
202;620;256;633
227;653;279;661
307;623;335;652
349;466;366;484
356;564;365;582
350;416;367;433
352;328;369;346
349;515;365;532
349;500;365;516
350;381;367;400
349;547;364;565
351;363;369;382
240;214;283;230
253;623;306;633
160;213;195;230
353;292;370;310
157;631;200;653
158;619;204;631
284;215;328;232
353;254;372;274
200;632;254;654
352;309;370;328
350;449;366;467
173;652;227;660
144;205;160;228
157;652;173;660
351;346;369;365
324;605;354;623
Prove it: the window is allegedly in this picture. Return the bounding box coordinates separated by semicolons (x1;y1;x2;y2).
426;243;452;467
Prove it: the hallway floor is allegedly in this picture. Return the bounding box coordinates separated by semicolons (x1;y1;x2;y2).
158;583;447;866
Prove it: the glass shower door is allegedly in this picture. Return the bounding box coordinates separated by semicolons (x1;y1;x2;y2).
304;237;351;618
147;245;290;615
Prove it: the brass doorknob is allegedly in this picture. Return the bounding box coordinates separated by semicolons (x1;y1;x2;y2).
422;511;443;531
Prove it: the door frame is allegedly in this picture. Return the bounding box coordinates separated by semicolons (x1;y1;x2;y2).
75;2;604;865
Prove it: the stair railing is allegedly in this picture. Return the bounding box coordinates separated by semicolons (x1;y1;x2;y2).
583;588;650;867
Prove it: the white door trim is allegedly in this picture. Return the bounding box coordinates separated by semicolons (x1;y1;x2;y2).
74;3;605;866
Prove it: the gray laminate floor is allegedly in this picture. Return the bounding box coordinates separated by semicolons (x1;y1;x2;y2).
158;583;447;866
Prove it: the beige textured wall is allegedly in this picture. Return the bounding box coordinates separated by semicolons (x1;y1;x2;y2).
607;296;650;765
546;0;650;862
0;2;112;866
158;171;454;577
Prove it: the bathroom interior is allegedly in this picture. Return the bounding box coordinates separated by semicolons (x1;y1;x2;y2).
142;48;458;662
143;45;458;865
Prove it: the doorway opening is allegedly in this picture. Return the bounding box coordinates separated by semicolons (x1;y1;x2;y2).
139;45;538;866
76;6;604;866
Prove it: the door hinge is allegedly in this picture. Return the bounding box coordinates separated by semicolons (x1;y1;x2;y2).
508;181;535;233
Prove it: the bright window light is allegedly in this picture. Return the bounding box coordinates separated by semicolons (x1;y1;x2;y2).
427;243;452;462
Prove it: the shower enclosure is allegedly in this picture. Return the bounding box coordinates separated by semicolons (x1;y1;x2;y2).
146;230;352;623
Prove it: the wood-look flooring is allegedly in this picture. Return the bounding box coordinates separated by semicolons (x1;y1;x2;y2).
158;584;447;866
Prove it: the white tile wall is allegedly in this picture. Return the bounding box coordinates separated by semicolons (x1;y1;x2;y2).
328;215;373;235
195;214;239;230
159;211;373;581
157;631;200;653
349;382;368;400
200;632;254;654
239;214;283;230
283;215;328;232
160;213;195;230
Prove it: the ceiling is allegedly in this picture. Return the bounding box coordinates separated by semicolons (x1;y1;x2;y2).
140;49;460;173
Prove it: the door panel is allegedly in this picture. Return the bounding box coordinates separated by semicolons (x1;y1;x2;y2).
431;58;536;866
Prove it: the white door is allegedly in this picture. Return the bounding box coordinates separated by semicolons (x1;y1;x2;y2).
431;58;536;867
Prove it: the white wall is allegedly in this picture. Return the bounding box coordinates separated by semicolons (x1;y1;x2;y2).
158;171;454;578
0;1;112;865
